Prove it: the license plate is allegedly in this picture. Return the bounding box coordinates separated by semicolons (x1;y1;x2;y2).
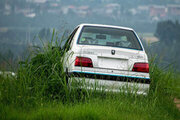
98;58;128;70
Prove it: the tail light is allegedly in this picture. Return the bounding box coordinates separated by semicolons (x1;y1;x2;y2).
75;57;93;67
132;63;149;73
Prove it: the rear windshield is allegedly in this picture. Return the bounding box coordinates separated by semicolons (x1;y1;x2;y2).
77;26;142;50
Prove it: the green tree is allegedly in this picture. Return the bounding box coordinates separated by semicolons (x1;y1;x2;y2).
154;20;180;70
38;28;51;41
155;20;180;45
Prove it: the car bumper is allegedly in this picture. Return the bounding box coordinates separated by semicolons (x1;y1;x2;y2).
68;71;150;95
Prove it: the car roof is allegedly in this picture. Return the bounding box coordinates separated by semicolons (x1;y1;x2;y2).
78;23;134;31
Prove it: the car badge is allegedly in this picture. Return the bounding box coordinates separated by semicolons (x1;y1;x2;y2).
111;50;115;55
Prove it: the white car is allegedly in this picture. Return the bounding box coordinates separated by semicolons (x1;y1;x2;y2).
64;24;150;95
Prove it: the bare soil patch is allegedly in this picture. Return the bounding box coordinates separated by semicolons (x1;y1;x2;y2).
174;98;180;111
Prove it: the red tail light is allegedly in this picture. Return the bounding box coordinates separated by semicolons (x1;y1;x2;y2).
132;63;149;73
75;57;93;67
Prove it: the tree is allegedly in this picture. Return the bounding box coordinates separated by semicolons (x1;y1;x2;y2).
38;28;51;41
155;20;180;45
153;20;180;70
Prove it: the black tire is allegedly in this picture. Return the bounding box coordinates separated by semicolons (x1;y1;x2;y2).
66;68;69;85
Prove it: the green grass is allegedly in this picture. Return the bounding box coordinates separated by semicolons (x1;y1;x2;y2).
0;29;180;120
0;95;179;120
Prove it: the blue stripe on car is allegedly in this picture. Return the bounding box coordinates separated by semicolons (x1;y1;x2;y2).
72;71;150;79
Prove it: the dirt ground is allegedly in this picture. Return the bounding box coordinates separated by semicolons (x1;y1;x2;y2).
174;98;180;111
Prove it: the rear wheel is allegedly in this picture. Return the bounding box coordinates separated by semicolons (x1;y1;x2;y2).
65;68;69;86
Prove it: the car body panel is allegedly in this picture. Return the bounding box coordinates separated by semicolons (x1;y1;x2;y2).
69;77;150;95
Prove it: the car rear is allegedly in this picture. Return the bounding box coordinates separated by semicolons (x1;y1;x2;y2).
66;24;150;95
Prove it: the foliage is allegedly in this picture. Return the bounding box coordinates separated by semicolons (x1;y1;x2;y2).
155;20;180;45
151;20;180;70
38;28;51;41
0;50;17;71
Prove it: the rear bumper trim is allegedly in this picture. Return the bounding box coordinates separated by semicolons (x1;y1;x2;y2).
69;71;150;84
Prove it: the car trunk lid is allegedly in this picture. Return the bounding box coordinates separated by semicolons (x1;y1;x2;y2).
79;45;144;71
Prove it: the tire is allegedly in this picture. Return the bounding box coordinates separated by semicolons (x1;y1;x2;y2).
66;68;69;85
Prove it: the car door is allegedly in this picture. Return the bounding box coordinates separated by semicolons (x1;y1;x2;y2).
64;27;79;70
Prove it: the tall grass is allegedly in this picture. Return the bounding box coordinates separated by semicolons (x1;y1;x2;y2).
0;29;179;119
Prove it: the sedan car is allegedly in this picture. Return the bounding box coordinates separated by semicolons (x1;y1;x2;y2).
64;24;150;95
